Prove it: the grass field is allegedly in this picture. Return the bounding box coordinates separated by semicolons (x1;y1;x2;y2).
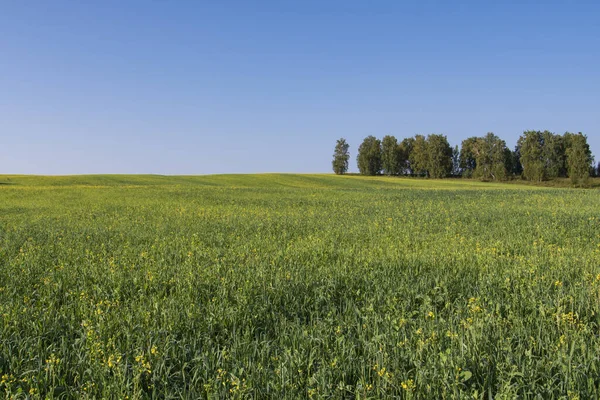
1;174;600;399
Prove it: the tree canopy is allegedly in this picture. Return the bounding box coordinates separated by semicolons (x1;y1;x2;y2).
332;138;350;175
472;133;508;181
518;131;546;182
564;132;593;184
357;136;382;176
426;134;453;179
408;135;429;177
460;137;478;177
334;131;595;185
381;135;400;176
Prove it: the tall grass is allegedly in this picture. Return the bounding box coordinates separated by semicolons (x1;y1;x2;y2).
1;174;599;398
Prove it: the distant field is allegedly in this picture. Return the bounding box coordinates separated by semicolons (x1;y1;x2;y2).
1;174;599;398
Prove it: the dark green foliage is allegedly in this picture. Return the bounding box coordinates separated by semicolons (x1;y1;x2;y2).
459;137;478;177
541;131;566;178
338;131;596;183
472;133;507;181
518;131;546;182
564;132;593;184
332;138;350;175
405;134;453;178
381;135;400;175
398;137;415;175
509;146;523;177
357;136;382;175
408;135;429;176
515;130;597;184
503;148;514;177
426;134;453;179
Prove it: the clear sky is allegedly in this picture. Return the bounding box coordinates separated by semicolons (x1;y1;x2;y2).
1;1;599;174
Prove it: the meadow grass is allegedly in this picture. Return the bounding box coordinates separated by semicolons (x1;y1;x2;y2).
1;174;599;398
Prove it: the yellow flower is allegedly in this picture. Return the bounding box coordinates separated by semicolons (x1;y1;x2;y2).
45;353;61;366
0;374;10;384
401;379;416;391
446;331;458;339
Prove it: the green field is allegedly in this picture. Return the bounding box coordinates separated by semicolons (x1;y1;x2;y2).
1;174;600;399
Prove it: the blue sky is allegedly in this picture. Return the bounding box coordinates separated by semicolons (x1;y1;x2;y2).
1;0;599;174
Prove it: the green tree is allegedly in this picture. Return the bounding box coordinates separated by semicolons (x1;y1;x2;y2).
503;147;515;178
472;133;508;180
381;135;400;175
357;135;382;176
399;137;415;175
452;145;461;176
509;145;523;177
564;132;593;184
409;135;429;176
426;134;453;179
459;137;478;177
541;131;565;178
332;138;350;175
518;131;545;182
519;130;568;181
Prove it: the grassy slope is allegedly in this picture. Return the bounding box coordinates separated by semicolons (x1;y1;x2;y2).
0;173;547;188
2;173;598;190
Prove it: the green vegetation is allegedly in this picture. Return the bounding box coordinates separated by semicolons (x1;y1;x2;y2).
565;133;594;185
381;135;400;176
1;174;600;398
332;138;350;175
345;131;594;185
470;133;509;181
357;136;383;176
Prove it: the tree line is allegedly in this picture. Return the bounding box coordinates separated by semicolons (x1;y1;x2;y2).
332;131;597;184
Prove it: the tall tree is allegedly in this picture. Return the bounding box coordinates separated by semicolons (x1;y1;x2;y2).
509;145;523;177
459;137;479;177
398;137;415;175
541;131;565;178
503;147;515;178
409;135;429;176
426;134;453;179
357;135;382;176
381;135;400;175
518;131;545;182
519;130;569;181
472;133;508;180
564;132;593;184
332;138;350;175
452;145;461;176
